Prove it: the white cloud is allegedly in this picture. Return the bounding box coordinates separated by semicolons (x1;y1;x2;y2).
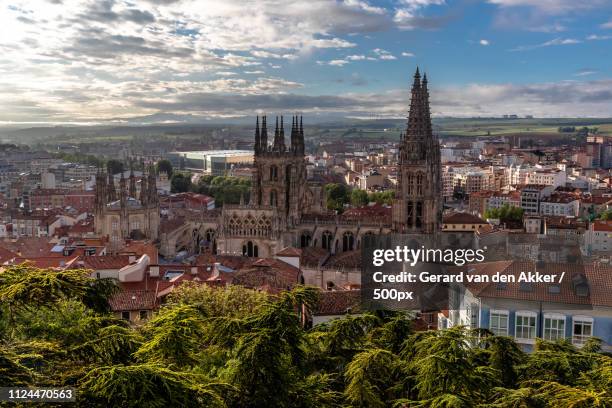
393;0;446;30
479;39;490;46
328;59;350;66
487;0;607;14
510;37;581;51
587;34;612;40
401;51;415;57
603;20;612;29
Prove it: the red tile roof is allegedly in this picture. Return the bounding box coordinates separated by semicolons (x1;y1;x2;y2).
461;261;612;307
109;290;158;312
316;290;361;316
82;255;132;270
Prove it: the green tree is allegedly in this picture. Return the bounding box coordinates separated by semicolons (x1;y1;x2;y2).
170;172;192;193
106;159;124;175
351;189;369;207
156;159;173;177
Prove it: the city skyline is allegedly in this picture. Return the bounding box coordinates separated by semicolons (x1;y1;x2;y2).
1;0;612;125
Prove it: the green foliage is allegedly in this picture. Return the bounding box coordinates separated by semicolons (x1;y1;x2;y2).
351;189;369;207
0;265;94;313
106;159;124;175
1;266;611;407
325;183;350;212
156;159;173;177
80;364;229;408
484;203;524;222
170;172;193;193
193;175;250;206
135;305;206;367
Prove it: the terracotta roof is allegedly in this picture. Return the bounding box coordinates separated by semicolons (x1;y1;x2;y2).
8;256;80;269
461;261;612;307
316;290;361;316
592;220;612;232
230;258;301;293
325;250;361;269
276;247;302;257
109;290;158;312
443;212;487;225
300;246;330;267
0;246;18;264
82;255;132;270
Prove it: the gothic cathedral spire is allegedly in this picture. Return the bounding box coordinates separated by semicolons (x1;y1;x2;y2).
392;68;441;234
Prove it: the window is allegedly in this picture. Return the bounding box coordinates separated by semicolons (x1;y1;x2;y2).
544;314;565;341
112;220;119;230
490;310;508;336
121;311;130;320
515;312;537;341
139;310;148;320
342;231;354;252
572;317;593;346
270;190;278;207
132;221;140;230
322;231;333;250
269;165;278;181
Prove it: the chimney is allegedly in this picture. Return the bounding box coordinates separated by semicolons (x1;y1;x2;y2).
149;265;160;277
190;266;198;275
211;262;221;280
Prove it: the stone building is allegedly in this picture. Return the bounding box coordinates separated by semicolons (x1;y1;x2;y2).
160;68;443;260
94;167;160;250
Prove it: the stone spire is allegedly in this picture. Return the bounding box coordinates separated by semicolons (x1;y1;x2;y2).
278;115;285;151
95;166;107;211
299;115;305;155
119;171;127;206
129;162;137;198
254;116;261;155
139;167;148;205
401;67;433;163
260;115;267;152
147;165;157;206
107;169;116;202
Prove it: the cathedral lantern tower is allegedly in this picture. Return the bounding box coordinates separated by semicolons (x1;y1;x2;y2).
392;68;442;233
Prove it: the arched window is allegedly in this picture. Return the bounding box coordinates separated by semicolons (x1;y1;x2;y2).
416;173;423;195
416;201;423;228
407;172;414;195
300;232;312;248
205;228;216;243
342;231;354;252
322;231;333;250
243;241;259;257
270;190;278;207
269;165;278;181
407;201;414;227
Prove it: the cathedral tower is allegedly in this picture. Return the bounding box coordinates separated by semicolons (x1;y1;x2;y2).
392;68;441;233
250;114;307;226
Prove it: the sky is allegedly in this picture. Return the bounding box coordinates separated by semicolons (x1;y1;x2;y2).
1;0;612;125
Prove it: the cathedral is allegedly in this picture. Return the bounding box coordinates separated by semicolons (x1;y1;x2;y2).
157;68;442;259
94;166;160;250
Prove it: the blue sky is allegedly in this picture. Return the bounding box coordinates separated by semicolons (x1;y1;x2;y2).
1;0;611;124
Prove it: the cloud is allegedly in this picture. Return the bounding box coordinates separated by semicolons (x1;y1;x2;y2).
373;48;396;59
479;39;490;46
328;59;350;66
510;37;581;51
488;0;607;15
587;34;612;40
393;0;449;30
603;20;612;29
401;52;415;57
574;68;597;77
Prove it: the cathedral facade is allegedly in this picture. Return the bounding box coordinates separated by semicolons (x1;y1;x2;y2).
94;167;160;250
159;68;442;259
